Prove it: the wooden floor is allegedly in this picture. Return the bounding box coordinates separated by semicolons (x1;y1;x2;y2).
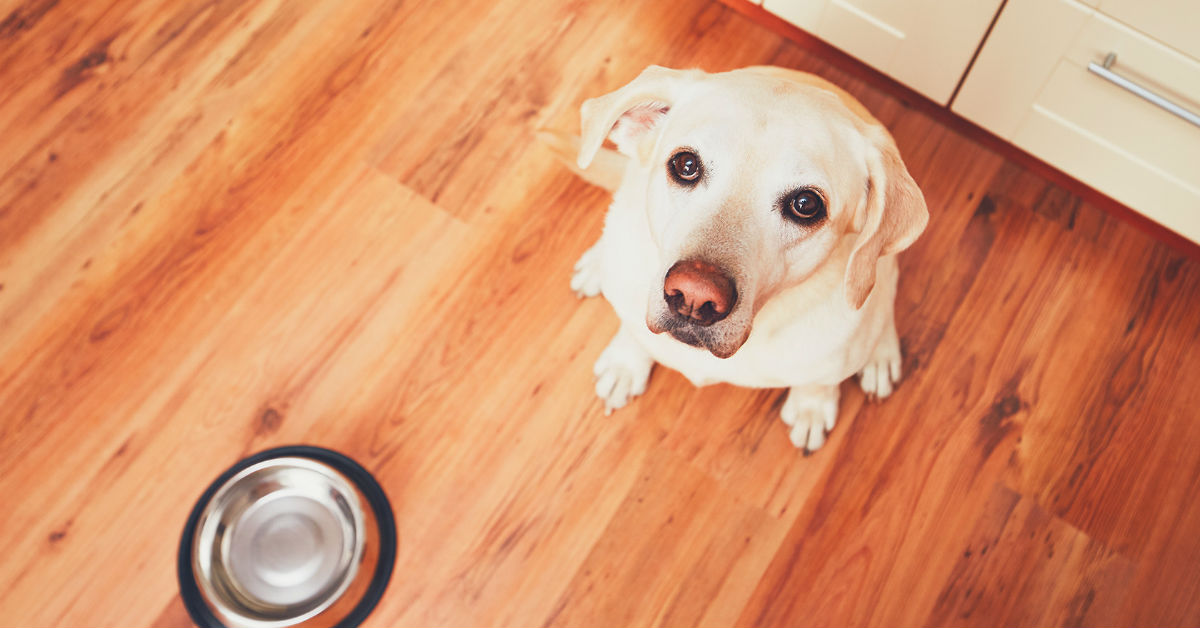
2;0;1200;625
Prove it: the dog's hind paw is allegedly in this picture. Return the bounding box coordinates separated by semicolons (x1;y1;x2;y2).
570;243;604;298
859;326;902;400
781;385;840;453
593;328;653;414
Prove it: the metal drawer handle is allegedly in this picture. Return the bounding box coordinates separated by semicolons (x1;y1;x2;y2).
1087;52;1200;128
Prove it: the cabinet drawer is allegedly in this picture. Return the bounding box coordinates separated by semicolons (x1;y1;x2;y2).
954;0;1200;243
1093;0;1200;62
762;0;1002;104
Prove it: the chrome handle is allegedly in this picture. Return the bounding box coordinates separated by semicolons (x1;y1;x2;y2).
1087;52;1200;128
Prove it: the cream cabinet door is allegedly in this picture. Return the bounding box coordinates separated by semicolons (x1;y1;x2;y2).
1094;0;1200;61
761;0;1003;104
954;0;1200;243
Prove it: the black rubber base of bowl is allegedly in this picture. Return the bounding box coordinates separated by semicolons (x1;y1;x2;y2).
177;445;397;628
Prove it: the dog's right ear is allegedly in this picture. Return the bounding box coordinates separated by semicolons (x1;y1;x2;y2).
577;65;696;169
842;128;929;310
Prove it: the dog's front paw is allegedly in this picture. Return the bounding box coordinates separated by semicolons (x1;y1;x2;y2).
781;385;840;453
593;329;653;415
570;243;604;298
859;326;902;400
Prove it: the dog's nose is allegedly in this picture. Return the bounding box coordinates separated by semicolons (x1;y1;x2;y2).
663;260;737;327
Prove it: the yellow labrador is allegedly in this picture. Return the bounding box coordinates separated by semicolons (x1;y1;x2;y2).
560;66;928;452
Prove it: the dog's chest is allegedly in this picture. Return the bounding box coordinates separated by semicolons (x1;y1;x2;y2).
632;300;866;388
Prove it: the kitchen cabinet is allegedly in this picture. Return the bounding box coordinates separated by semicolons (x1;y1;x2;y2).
761;0;1004;104
954;0;1200;243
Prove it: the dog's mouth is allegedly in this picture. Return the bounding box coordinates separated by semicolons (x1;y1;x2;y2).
647;314;749;359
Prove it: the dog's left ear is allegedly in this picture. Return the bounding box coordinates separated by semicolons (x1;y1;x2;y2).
577;65;698;169
843;129;929;309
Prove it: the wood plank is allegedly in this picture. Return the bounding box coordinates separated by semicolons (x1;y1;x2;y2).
545;451;790;627
925;484;1133;627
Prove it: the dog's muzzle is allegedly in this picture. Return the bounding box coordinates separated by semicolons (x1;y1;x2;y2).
660;260;737;327
648;260;748;358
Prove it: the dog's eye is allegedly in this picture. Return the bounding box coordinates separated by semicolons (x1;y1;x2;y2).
784;189;826;224
668;151;702;184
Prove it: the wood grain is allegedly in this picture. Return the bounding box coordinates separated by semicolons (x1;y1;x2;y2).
2;0;1199;626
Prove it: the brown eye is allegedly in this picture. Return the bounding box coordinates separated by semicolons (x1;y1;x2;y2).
785;189;826;224
668;151;702;184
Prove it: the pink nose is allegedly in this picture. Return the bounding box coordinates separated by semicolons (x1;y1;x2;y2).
662;260;737;327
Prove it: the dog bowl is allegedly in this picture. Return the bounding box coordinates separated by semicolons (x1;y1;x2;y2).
178;446;396;628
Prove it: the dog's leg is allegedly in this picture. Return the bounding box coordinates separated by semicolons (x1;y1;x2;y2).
570;241;604;298
781;384;840;452
593;326;654;414
858;319;902;400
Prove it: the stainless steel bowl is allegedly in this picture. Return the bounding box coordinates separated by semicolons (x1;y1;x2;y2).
179;447;395;628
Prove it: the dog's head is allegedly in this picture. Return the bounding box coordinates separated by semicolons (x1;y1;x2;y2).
577;66;927;358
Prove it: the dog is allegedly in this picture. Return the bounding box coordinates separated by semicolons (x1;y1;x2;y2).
552;65;928;452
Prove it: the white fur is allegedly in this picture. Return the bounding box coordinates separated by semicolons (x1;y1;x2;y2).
569;66;926;452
